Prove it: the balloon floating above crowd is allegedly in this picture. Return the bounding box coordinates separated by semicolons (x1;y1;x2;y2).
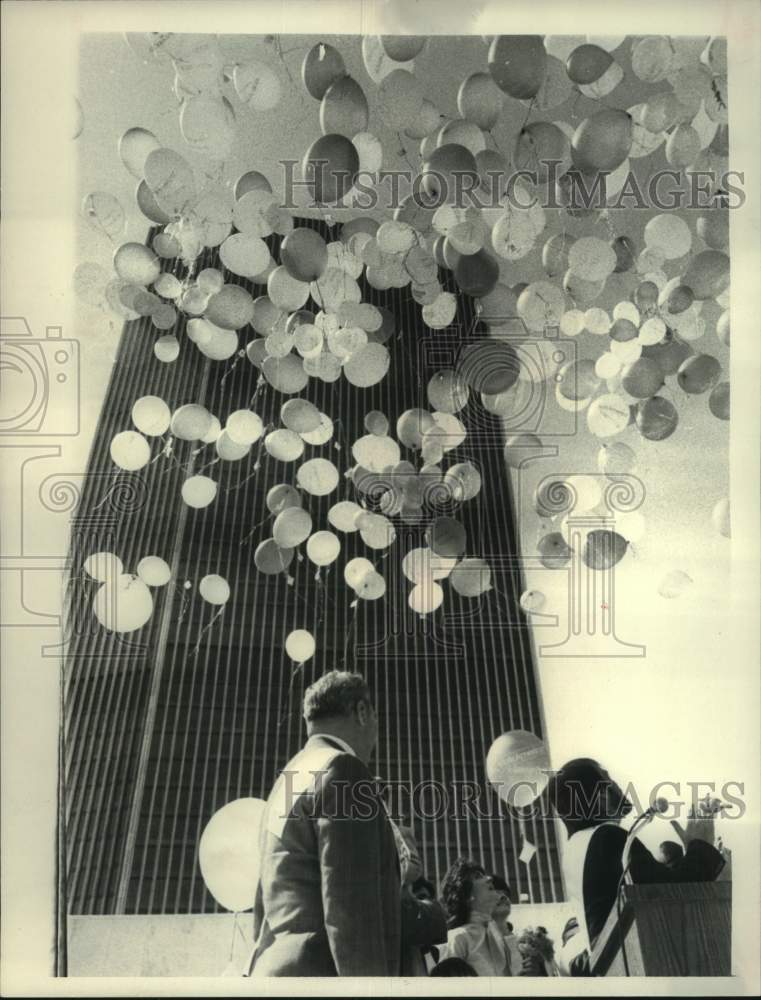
78;31;730;660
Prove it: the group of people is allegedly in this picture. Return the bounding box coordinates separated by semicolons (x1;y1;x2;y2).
246;670;726;978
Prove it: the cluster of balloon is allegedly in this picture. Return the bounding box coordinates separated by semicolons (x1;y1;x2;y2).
485;729;551;809
198;797;267;912
84;550;171;633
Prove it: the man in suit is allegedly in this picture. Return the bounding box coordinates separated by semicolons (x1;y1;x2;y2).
247;670;402;976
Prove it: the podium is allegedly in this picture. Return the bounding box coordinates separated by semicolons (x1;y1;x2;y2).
590;883;732;976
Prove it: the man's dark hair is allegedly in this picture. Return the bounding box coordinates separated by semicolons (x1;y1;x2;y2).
430;956;478;976
303;670;373;724
659;840;685;865
439;856;486;929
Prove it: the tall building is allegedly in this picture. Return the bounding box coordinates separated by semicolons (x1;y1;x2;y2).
63;220;563;917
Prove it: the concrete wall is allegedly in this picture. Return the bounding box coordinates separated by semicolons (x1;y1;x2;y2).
67;903;575;977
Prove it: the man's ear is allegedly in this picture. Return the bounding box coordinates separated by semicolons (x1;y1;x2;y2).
355;700;369;725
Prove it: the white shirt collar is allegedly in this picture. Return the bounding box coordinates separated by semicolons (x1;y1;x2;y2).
307;732;357;757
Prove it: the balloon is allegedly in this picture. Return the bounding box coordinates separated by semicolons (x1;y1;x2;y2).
568;238;617;282
677;354;721;394
636;396;679;440
280;228;328;282
273;507;312;548
83;551;123;581
450;558;492;597
113;242;161;286
582;530;628;570
444;462;482;502
303;134;359;204
457;72;503;129
566;44;613;84
306;530;341;566
265;429;305;462
267;266;310;312
131;396;170;437
621;357;664;399
485;730;550;807
520;589;546;613
426;516;466;558
697;211;729;251
586;394;630;438
356;570;386;601
517;281;566;332
110;430;150;471
198;798;267;912
83;191;125;241
206;285;255;330
118;126;160;179
325;501;360;534
716;311;730;346
712;497;730;537
264;485;300;517
182;475;218;509
262;355;309;395
644;214;691;260
350;434;399;473
144;148;196;217
215;431;251;461
514;122;570;183
666;123;701;167
233;61;281;110
279;399;320;435
343;343;390;388
180;96;236;160
683;250;730;300
641;332;693;376
556;360;601;402
320;76;369;137
300;413;334;446
170;404;211;442
285;629;316;664
409;580;444;615
708;381;729;420
538;531;572;568
504;433;543;467
254;538;294;575
422;144;479;204
402;547;457;584
488;36;547;99
136;556;171;587
380;35;426;61
93;574;153;633
234;170;272;200
363;410;388;436
427;371;469;414
357;512;396;550
198;574;230;605
658;569;693;599
219;233;270;279
572;108;632;172
302;42;346;99
297;458;339;497
377;68;423;128
344;556;375;590
612;235;636;273
395;409;433;451
631;36;674;82
453;250;499;297
226;410;264;446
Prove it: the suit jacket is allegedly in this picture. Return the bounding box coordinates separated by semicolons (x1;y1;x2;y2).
248;735;402;977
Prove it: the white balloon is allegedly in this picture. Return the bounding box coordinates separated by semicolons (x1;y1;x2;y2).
408;580;444;615
83;551;123;581
199;574;230;604
93;574;153;632
297;458;339;496
198;798;267;912
285;629;315;663
712;497;730;537
658;569;693;599
586;394;631;438
351;434;400;472
137;555;172;586
110;430;151;470
344;556;375;590
181;475;218;508
226;410;264;445
306;531;341;567
265;429;304;462
328;501;363;532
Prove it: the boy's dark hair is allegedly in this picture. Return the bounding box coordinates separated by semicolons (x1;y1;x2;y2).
659;840;685;865
430;956;478;976
303;670;372;723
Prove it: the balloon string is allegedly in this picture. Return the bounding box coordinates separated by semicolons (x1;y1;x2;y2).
190;606;225;658
341;603;359;668
240;512;271;546
225;440;265;494
277;662;304;728
228;911;239;963
196;456;221;475
219;351;244;389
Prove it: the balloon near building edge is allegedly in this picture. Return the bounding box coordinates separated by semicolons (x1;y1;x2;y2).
486;730;551;808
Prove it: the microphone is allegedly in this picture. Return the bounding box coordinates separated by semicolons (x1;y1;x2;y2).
621;797;669;875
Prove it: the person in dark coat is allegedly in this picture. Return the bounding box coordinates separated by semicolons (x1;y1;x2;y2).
247;671;402;977
548;758;725;974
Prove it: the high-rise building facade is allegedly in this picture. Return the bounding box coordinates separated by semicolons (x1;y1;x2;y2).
63;220;563;916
